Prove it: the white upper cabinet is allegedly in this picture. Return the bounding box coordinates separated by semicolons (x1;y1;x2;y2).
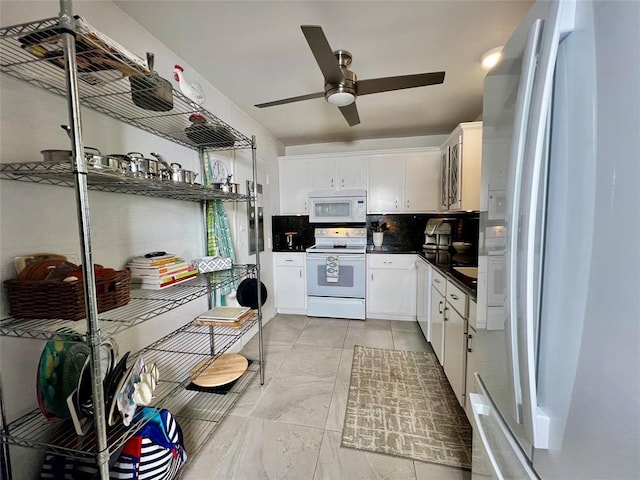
367;154;405;213
404;151;441;212
279;148;440;215
308;156;367;191
279;157;310;215
368;149;440;213
440;122;483;211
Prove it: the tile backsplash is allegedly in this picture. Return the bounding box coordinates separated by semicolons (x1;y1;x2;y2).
272;213;479;252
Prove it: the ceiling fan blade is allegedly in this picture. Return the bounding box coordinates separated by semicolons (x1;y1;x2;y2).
339;103;360;126
255;91;325;108
357;71;446;96
301;25;344;85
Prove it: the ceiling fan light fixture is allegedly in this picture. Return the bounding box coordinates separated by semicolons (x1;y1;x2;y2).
327;91;355;106
480;46;504;71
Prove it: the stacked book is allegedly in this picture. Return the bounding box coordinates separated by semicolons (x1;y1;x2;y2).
127;253;198;289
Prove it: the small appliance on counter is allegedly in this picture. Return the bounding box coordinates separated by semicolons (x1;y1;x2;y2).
277;231;301;251
423;218;453;250
273;231;303;251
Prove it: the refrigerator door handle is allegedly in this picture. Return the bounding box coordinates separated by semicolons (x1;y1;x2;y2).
506;18;544;425
470;393;505;480
471;377;538;479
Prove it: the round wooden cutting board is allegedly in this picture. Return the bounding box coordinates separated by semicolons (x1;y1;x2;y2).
190;354;249;387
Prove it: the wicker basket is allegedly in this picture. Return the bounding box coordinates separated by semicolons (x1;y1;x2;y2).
3;270;130;320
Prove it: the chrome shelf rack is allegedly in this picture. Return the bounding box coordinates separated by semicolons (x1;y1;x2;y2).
0;267;255;340
1;317;259;462
0;17;252;152
0;162;250;202
0;3;264;479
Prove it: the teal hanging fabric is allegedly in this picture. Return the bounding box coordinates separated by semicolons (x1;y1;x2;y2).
203;150;238;305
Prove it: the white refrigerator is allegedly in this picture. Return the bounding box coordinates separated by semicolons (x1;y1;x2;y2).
473;0;640;478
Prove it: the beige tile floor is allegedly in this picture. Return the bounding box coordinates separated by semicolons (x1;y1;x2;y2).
182;314;471;480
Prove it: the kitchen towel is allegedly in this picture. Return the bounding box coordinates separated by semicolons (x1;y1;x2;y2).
326;255;339;283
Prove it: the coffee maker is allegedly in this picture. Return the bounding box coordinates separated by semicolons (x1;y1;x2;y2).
277;231;300;250
423;219;452;250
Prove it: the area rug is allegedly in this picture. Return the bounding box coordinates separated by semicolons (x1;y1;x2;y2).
341;345;472;469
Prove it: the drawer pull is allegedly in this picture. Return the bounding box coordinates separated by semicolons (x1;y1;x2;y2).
285;259;293;262
449;293;459;300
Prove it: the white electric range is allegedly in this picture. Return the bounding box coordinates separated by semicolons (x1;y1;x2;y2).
305;227;367;320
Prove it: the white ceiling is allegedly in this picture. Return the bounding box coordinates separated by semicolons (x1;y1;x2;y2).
115;0;532;147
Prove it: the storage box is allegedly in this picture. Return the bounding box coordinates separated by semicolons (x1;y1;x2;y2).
192;256;232;273
3;270;131;320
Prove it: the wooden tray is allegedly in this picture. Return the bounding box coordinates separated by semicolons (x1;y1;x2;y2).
193;309;255;329
189;354;248;387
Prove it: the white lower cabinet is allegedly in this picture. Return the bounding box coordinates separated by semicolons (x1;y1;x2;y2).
465;299;477;421
430;269;447;363
444;279;469;407
416;258;431;340
444;299;467;406
426;263;473;408
430;285;445;363
273;252;306;314
366;254;417;320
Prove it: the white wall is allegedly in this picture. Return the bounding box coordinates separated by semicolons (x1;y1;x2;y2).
0;2;283;478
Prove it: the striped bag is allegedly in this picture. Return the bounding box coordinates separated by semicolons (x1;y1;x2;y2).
41;408;186;479
110;408;187;480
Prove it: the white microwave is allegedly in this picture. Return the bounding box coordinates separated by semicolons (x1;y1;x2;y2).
308;189;367;223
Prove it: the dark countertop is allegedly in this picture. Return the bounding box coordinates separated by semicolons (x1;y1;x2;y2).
272;247;308;253
366;245;478;299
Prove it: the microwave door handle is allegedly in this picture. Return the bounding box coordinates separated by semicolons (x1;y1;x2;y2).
506;18;543;426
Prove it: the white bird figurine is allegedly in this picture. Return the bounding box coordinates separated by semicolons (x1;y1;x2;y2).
173;64;205;105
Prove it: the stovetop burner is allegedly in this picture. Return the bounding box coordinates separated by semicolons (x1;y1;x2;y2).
307;226;367;254
306;244;366;254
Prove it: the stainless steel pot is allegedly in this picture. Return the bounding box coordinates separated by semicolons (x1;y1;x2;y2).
41;147;128;173
212;182;238;193
109;154;137;176
167;162;185;183
41;149;72;162
183;170;198;184
88;149;129;171
127;152;162;179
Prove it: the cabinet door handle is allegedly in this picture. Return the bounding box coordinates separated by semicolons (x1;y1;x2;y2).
304;201;307;211
299;269;302;278
449;293;459;300
341;179;344;187
406;200;410;208
331;179;334;188
444;306;448;321
467;334;473;353
371;273;374;281
395;200;398;209
438;301;443;314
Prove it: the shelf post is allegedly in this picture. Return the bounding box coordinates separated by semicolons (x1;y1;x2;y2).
59;1;109;478
251;136;264;385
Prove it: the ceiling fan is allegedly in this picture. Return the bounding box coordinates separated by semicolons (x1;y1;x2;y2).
254;25;445;127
